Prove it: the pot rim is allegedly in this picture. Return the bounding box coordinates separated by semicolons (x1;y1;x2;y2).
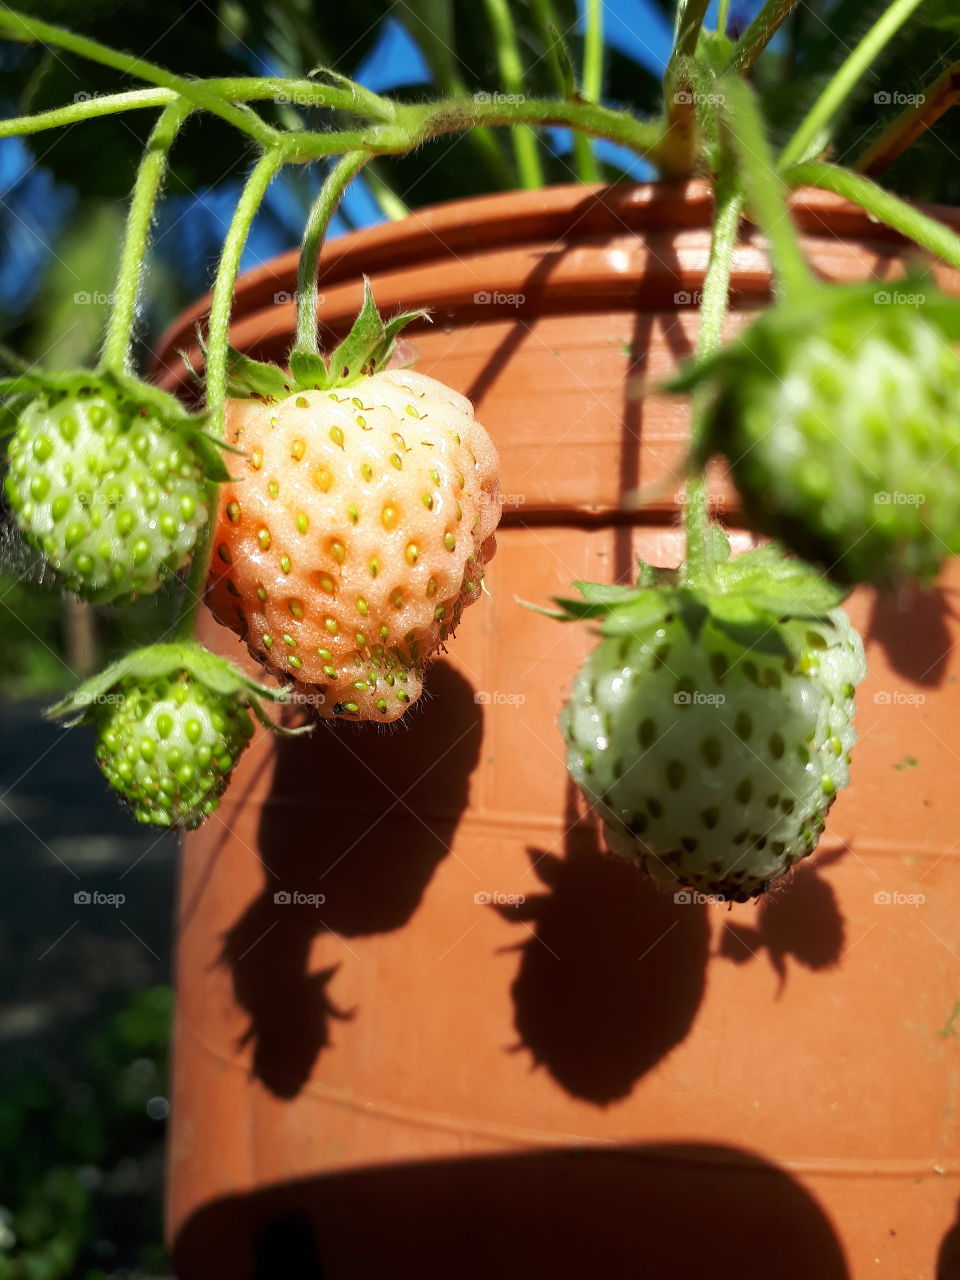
151;179;960;381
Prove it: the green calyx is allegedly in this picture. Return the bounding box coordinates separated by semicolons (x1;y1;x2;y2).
220;277;429;402
46;642;297;729
536;534;849;660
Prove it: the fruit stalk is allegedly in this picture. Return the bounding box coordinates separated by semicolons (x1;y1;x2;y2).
721;76;815;299
782;161;960;272
0;8;280;148
0;78;393;140
778;0;928;168
683;164;743;581
176;149;287;641
101;100;192;375
294;152;370;355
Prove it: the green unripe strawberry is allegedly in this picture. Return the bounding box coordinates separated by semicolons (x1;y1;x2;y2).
93;672;255;828
46;643;300;829
677;285;960;587
4;371;211;603
551;535;865;901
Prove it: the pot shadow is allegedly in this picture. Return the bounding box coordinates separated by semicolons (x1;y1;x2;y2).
938;1199;960;1279
493;787;710;1105
220;660;483;1099
172;1142;850;1280
718;851;847;992
867;586;955;688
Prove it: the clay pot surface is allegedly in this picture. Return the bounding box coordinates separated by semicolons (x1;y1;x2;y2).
154;182;960;1279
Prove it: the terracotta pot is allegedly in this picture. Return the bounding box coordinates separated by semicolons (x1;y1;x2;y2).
154;182;960;1279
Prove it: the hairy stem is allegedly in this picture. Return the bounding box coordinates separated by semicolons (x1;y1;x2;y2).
0;78;394;139
101;101;191;374
727;0;800;72
295;152;369;353
0;8;279;147
854;60;960;176
721;76;815;298
177;150;285;641
684;171;743;581
783;161;960;271
660;0;710;176
779;0;927;167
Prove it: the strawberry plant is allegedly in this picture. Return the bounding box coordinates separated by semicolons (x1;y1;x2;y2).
1;0;960;885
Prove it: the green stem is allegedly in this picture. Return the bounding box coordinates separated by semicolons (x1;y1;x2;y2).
295;152;369;354
684;171;744;581
717;0;731;35
483;0;544;189
101;101;190;374
779;0;927;167
783;161;960;272
0;8;279;148
721;76;815;297
176;150;285;642
854;60;960;176
661;0;710;178
674;0;711;57
0;78;393;139
726;0;799;72
398;0;517;187
574;0;603;182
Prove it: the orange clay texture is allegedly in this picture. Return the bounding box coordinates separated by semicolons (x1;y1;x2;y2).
205;370;502;721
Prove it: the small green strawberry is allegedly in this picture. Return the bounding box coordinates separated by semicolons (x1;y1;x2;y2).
550;534;865;901
3;369;220;603
47;644;298;828
674;283;960;587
